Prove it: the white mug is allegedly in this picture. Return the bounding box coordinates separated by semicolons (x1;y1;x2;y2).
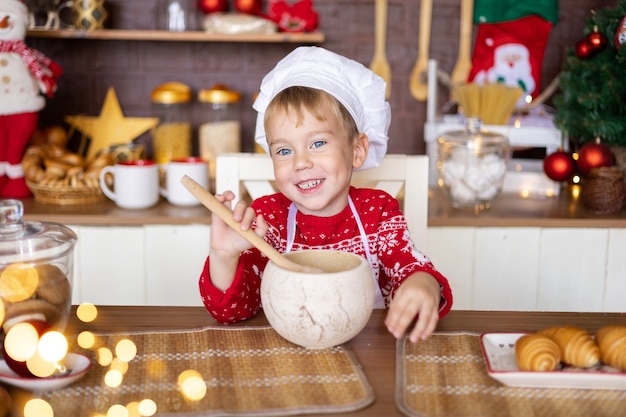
160;157;208;206
99;160;160;209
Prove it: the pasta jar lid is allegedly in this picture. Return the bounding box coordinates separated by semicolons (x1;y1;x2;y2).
198;84;241;104
151;82;192;104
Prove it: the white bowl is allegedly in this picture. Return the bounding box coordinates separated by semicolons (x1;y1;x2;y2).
261;250;375;349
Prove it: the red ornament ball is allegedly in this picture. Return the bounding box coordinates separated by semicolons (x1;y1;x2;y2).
587;30;608;52
197;0;228;14
577;141;615;175
575;38;594;59
544;150;576;182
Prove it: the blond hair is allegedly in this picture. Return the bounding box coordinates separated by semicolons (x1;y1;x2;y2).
264;86;359;141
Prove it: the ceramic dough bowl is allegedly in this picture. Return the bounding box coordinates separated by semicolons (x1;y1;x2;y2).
261;250;375;349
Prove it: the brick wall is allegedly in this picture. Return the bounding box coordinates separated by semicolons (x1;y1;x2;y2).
29;0;615;155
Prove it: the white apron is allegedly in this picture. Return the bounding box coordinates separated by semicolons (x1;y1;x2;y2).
285;197;385;308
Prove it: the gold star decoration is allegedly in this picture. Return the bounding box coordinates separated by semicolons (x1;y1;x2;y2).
65;87;159;162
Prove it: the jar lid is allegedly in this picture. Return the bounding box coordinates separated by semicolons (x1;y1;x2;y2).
198;84;241;104
438;117;509;146
151;82;192;104
0;200;77;264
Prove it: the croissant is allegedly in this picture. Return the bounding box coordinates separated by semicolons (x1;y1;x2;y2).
515;334;562;371
595;325;626;371
538;326;600;368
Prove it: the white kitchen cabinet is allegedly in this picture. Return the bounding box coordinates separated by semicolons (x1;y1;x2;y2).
144;225;209;306
427;226;623;313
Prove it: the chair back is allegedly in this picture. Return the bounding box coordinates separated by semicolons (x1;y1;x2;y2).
215;153;429;247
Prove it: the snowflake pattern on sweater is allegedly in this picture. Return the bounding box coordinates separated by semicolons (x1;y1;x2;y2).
199;187;452;324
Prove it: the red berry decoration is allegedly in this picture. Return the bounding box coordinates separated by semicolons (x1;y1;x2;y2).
544;150;576;182
577;140;615;175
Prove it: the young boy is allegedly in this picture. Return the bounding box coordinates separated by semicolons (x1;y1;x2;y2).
199;47;452;343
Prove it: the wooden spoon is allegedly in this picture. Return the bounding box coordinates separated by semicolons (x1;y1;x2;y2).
181;175;323;274
409;0;432;101
450;0;474;100
369;0;391;99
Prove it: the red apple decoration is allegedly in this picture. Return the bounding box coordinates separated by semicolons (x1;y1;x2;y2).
235;0;263;15
197;0;228;14
2;319;51;378
543;150;576;182
577;140;615;175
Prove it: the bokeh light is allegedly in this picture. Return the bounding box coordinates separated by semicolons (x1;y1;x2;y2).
0;263;39;302
97;347;113;366
4;321;40;361
104;369;124;388
106;404;128;417
110;358;129;375
26;349;57;378
0;299;5;326
76;303;98;322
23;398;53;417
138;399;157;416
38;331;68;363
178;369;206;401
77;331;96;349
115;339;137;362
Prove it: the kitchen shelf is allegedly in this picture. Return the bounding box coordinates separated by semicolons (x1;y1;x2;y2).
26;29;325;43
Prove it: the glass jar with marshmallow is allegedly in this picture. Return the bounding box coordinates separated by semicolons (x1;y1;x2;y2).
437;118;511;213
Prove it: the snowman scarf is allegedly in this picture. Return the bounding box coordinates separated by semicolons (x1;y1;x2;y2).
0;40;53;86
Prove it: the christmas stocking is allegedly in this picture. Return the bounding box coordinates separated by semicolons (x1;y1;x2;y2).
468;0;558;107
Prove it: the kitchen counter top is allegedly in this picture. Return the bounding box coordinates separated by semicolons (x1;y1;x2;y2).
20;187;626;228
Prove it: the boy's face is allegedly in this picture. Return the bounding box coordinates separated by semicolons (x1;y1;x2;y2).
266;105;368;217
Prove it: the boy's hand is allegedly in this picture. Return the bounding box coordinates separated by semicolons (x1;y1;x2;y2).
208;191;268;290
385;272;441;343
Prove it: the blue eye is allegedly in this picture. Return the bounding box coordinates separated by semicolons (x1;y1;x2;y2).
312;140;326;149
276;148;292;156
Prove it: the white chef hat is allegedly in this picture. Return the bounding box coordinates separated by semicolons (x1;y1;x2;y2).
253;46;390;170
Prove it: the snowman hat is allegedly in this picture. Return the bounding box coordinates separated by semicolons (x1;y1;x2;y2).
0;0;28;20
253;46;390;170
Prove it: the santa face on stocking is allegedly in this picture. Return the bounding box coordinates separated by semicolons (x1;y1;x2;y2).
473;42;536;107
0;0;61;198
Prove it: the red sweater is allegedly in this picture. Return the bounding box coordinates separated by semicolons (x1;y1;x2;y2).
199;187;453;323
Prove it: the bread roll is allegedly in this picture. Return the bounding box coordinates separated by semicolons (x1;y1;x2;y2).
515;333;562;371
595;325;626;371
538;326;600;368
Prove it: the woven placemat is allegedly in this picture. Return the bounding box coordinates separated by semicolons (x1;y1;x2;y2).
396;332;626;417
42;325;374;416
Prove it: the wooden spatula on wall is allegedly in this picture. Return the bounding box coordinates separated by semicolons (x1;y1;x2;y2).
450;0;474;100
370;0;391;99
409;0;433;101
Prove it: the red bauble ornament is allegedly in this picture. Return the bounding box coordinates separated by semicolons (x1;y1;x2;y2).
543;150;576;182
234;0;263;15
197;0;228;14
575;38;594;59
577;140;615;175
587;29;608;52
2;319;51;378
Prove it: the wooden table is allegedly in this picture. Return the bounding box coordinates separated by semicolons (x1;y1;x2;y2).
62;307;626;417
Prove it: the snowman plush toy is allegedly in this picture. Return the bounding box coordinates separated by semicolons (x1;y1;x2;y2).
0;0;61;198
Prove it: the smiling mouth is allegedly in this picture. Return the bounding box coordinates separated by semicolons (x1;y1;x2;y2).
297;179;322;190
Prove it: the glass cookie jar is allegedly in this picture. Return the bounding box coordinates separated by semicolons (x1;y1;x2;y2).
437;118;511;213
151;82;193;165
0;199;77;335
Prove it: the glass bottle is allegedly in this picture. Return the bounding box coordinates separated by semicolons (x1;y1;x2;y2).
197;84;242;181
151;82;193;165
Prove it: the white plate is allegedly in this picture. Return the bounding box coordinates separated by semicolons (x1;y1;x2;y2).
0;352;91;391
480;333;626;390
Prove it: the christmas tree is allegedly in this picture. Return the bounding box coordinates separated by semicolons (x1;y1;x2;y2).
553;0;626;146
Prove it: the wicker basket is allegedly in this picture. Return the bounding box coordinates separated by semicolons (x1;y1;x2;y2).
27;181;106;205
581;166;626;215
